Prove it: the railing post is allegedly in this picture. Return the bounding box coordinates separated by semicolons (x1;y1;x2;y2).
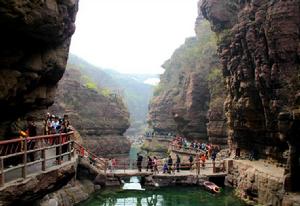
123;160;125;173
104;160;107;175
42;148;46;171
58;134;62;165
212;160;216;173
68;140;72;161
0;157;4;187
22;138;27;179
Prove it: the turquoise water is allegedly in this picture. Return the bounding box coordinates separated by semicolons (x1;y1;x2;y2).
78;186;246;206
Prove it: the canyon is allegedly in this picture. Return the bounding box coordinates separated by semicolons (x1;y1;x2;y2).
0;0;299;206
148;17;227;145
49;66;131;156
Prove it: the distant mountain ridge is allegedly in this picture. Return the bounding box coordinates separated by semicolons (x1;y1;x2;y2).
68;54;157;135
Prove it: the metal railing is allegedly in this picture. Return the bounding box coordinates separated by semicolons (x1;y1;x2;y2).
0;132;75;187
73;142;107;173
170;144;206;154
105;159;226;175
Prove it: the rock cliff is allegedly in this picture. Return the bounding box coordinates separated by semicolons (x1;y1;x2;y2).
49;66;131;156
148;18;227;143
201;0;300;191
0;0;78;137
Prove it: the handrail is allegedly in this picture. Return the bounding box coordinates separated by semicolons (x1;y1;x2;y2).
0;132;74;145
73;142;108;172
103;158;225;172
169;143;206;154
0;132;75;187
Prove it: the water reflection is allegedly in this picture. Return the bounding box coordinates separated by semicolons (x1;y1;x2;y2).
122;177;145;191
79;186;247;206
112;195;162;206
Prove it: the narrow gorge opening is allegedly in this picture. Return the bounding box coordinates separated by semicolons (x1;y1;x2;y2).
0;0;300;205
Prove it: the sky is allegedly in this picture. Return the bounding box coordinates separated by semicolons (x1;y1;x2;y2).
70;0;199;74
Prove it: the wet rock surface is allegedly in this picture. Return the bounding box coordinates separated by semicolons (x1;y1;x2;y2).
0;0;78;136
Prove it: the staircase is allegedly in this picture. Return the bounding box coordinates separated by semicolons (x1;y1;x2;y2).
73;142;108;174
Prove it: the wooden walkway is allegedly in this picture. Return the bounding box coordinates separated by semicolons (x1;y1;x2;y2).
0;132;105;188
0;133;227;188
108;169;227;178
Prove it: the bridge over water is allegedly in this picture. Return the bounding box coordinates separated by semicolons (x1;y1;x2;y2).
0;132;227;189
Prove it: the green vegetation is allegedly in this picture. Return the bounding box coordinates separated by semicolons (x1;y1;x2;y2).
100;87;111;97
153;84;163;97
207;67;224;96
216;28;232;46
151;20;219;98
67;54;155;135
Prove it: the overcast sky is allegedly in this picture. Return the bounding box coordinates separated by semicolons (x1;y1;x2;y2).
70;0;199;74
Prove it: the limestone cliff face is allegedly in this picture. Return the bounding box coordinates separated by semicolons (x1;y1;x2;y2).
148;37;209;140
148;19;227;143
0;0;78;136
49;67;131;156
201;0;300;190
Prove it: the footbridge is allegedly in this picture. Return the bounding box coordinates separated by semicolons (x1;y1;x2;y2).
0;133;227;189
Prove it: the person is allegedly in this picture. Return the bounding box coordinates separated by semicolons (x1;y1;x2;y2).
26;116;37;162
167;155;173;174
195;154;201;176
52;116;61;134
163;160;168;174
60;116;72;159
211;150;217;162
189;154;194;170
153;156;159;174
61;115;71;133
108;158;113;173
201;154;206;168
235;147;240;159
89;154;96;166
5;118;25;166
112;158;117;171
146;156;153;172
176;154;181;172
44;113;51;135
137;153;143;172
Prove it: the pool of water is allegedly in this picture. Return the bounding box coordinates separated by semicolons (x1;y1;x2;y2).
78;186;246;206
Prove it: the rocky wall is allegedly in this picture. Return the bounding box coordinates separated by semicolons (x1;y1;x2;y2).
148;18;228;144
225;160;285;206
0;0;78;137
0;160;77;205
49;68;131;156
200;0;300;190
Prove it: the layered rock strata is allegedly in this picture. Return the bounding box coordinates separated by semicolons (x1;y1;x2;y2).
0;0;78;137
148;37;210;140
201;0;300;191
148;18;227;143
225;160;285;205
49;68;131;156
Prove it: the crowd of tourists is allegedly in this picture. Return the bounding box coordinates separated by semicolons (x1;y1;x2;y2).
132;152;215;175
43;113;72;135
171;136;220;160
107;151;221;175
3;113;73;167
